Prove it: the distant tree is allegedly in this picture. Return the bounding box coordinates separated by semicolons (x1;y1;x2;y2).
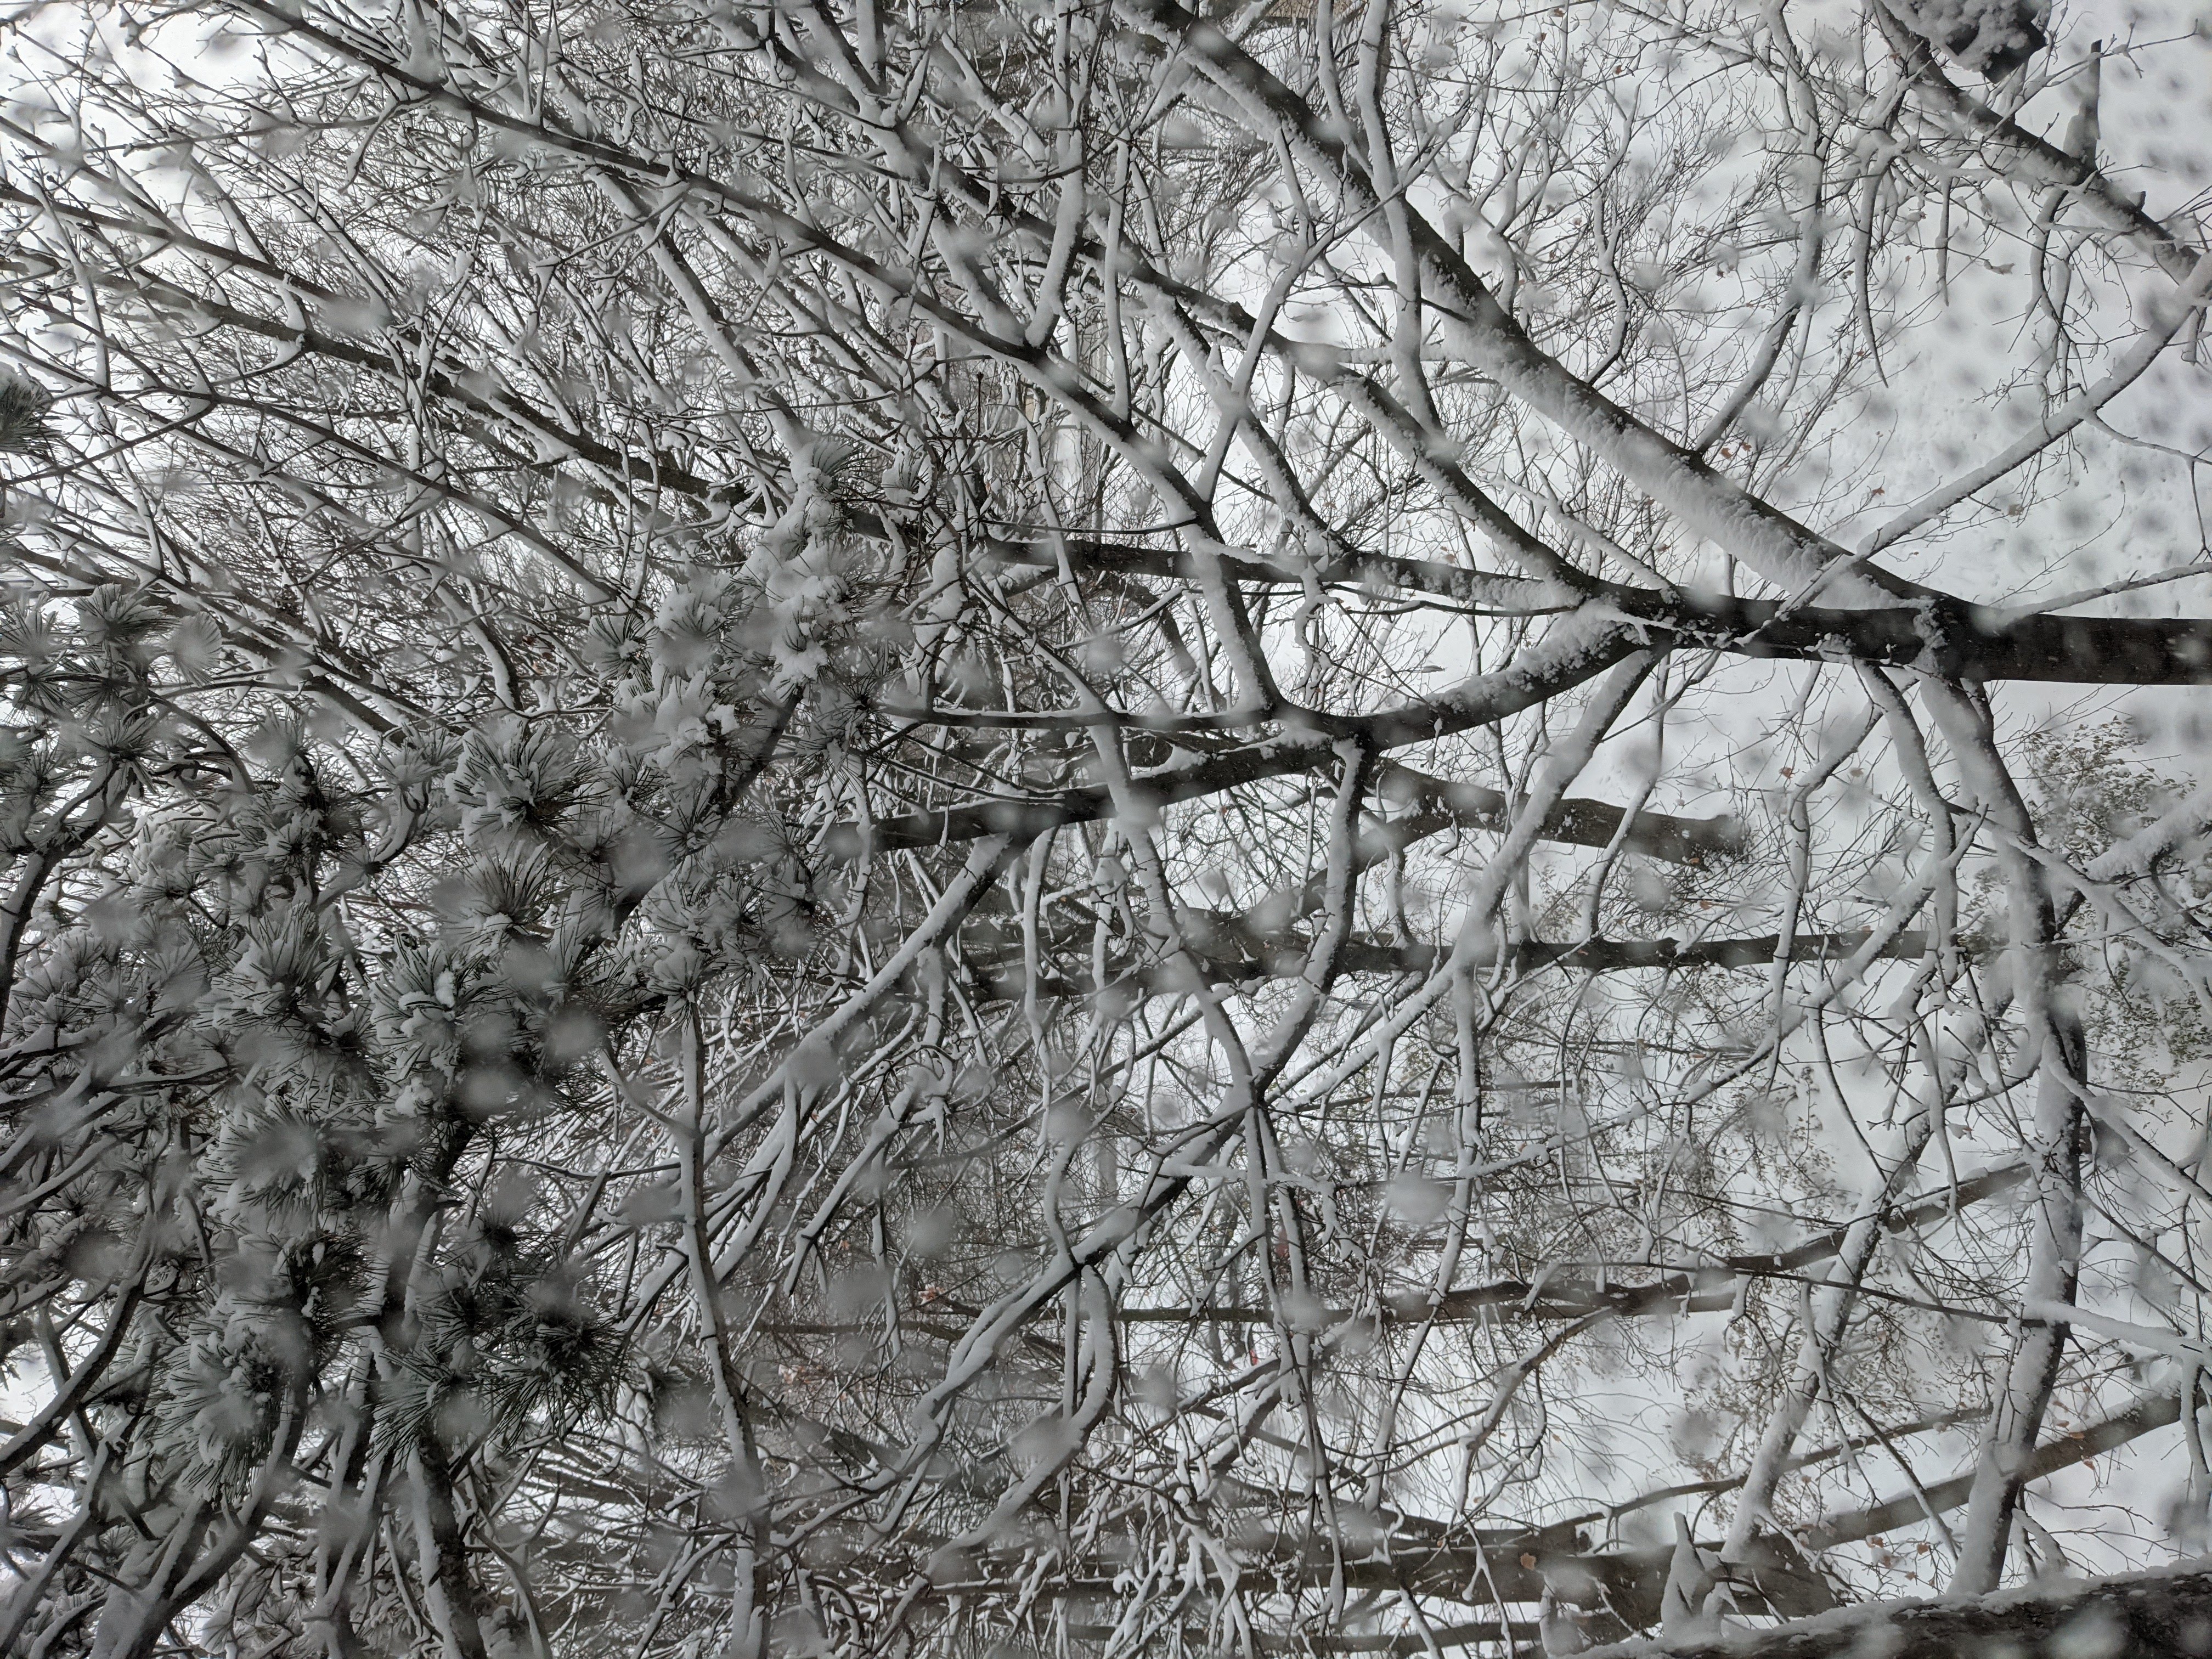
2;0;2211;1655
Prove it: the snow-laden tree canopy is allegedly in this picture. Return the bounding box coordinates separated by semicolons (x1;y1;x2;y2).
2;0;2212;1654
